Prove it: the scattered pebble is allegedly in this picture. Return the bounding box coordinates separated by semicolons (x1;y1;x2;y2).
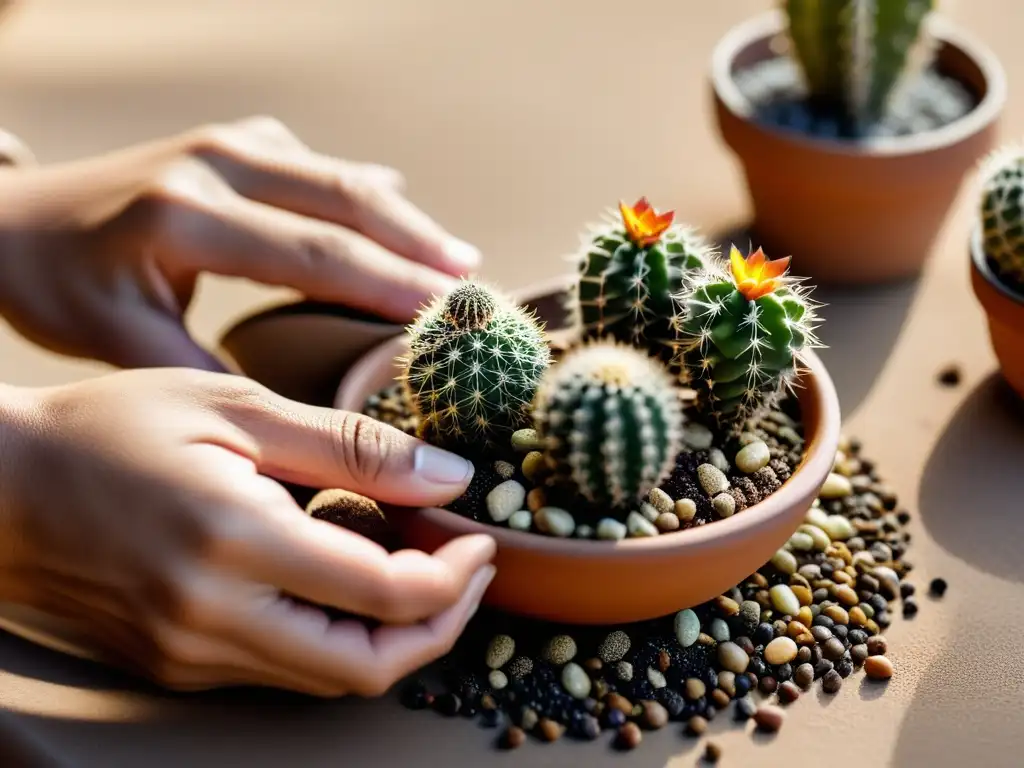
615;661;634;681
616;722;642;749
937;363;961;387
820;472;853;499
647;667;667;689
493;460;515;480
709;618;731;642
704;741;723;764
864;655;894;680
764;637;798;665
674;609;701;648
596;517;627;540
510;428;543;452
709;447;731;473
639;700;668;729
794;663;814;689
488;669;508;690
867;636;888;656
640;502;660;523
698;463;730;495
718;642;749;674
821;669;843;693
508;510;532;531
501;725;525;749
929;578;948;598
598;630;631;663
534;507;575;537
754;705;785;733
770;584;801;616
626;511;659;538
713;492;736;518
541;635;577;665
687;715;708;736
486;480;526;523
648;487;674;515
655;512;680;532
771;548;799;575
561;662;591;699
538;718;564;742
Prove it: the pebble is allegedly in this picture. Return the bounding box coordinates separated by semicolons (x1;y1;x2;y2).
526;487;546;513
874;567;901;600
648;487;674;515
754;704;785;732
739;601;761;633
712;492;736;518
511;428;543;452
506;656;533;679
486;480;526;522
675;498;697;522
704;742;723;764
501;725;525;749
837;659;854;678
835;584;859;606
718;642;749;674
488;670;508;690
778;680;801;703
655;512;680;532
674;609;701;648
697;463;730;495
535;507;575;537
561;662;591;699
765;637;798;665
576;524;594;539
822;514;856;540
820;472;853;499
821;669;843;693
798;524;831;551
580;714;601;740
929;577;948;597
647;667;667;688
485;634;515;669
639;701;668;729
493;460;515;479
626;511;659;538
709;447;731;473
867;636;888;656
760;676;778;694
640;502;660;523
770;584;801;616
791;585;813;606
616;722;642;749
788;531;815;551
521;451;545;483
717;671;736;696
682;422;714;450
711;689;731;709
736;696;757;720
521;708;540;730
685;677;706;700
542;635;577;665
811;625;833;644
507;510;532;531
709;618;731;642
434;692;461;716
687;715;708;736
596;517;627;541
615;661;634;681
771;549;798;575
598;630;631;663
794;663;814;688
824;606;849;625
735;440;771;473
538;718;564;742
864;655;894;680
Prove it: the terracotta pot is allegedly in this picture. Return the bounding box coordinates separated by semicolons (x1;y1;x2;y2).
335;284;842;625
970;226;1024;398
711;10;1006;286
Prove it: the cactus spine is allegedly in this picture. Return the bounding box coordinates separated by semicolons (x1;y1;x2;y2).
402;281;551;449
571;198;713;361
531;340;684;509
783;0;936;132
673;246;822;429
979;144;1024;290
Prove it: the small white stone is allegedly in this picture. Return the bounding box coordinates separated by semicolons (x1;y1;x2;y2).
648;487;674;516
805;507;830;528
771;549;798;575
575;524;595;539
709;447;730;473
787;531;815;551
640;502;660;523
534;507;575;537
674;609;701;647
508;509;533;531
561;662;592;700
486;480;526;522
709;618;730;642
627;511;659;537
712;492;736;519
596;517;627;541
682;423;714;450
735;440;771;474
820;472;854;499
647;666;667;689
675;498;697;522
488;669;508;690
797;524;831;551
697;463;730;495
764;637;798;665
770;584;801;616
822;514;856;541
493;460;516;480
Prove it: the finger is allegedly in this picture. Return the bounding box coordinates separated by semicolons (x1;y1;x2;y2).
98;308;228;372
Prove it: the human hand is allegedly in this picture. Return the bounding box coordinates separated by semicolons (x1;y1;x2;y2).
0;116;480;370
0;369;495;696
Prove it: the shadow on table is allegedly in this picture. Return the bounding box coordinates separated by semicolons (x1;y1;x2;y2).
917;373;1024;583
712;224;921;417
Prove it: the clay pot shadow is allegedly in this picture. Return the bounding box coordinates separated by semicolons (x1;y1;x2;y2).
917;372;1024;582
711;224;921;416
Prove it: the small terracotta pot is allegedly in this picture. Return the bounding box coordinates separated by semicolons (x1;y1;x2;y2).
970;226;1024;399
711;10;1006;286
335;312;842;626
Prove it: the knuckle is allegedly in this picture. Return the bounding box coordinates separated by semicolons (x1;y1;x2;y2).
329;410;390;487
292;229;349;274
236;114;293;139
141;157;231;210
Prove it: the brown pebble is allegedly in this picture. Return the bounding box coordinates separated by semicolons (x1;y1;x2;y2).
867;636;888;656
833;569;855;586
526;487;546;513
797;646;812;664
822;669;843;693
849;606;869;626
791;585;813;606
797;606;815;628
794;663;814;688
658;650;671;673
824;605;850;625
655;512;680;532
639;700;668;730
851;644;869;666
716;596;740;616
711;689;731;709
605;693;633;715
584;657;603;674
481;694;497;710
685;678;706;700
686;715;708;736
787;620;810;639
760;676;778;694
835;584;860;605
538;718;564;742
697;632;716;646
864;655;894;680
502;725;525;749
617;722;642;749
823;637;846;661
750;572;770;588
753;704;785;732
778;680;801;704
705;742;723;763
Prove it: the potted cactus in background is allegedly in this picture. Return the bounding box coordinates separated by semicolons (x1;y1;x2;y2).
970;142;1024;398
710;1;1006;285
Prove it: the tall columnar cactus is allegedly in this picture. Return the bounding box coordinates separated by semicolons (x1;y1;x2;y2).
978;144;1024;289
673;246;822;429
402;281;551;449
532;340;684;509
783;0;936;132
571;198;713;361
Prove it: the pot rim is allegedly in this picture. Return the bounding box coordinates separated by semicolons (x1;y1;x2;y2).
337;332;842;557
711;8;1007;158
970;223;1024;305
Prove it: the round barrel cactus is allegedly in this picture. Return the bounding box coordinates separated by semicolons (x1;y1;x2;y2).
402;281;551;449
979;144;1024;289
532;340;684;509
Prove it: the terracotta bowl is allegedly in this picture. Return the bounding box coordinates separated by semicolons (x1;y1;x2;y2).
335;330;842;626
970;226;1024;399
711;10;1006;286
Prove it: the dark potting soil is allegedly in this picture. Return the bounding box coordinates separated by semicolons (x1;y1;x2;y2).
732;57;978;141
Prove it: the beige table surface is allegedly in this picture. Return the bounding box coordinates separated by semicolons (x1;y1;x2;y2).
1;1;1024;766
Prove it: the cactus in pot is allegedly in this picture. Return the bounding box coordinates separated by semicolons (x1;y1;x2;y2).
531;339;684;510
978;144;1024;291
673;245;822;430
570;197;713;362
401;281;551;449
782;0;936;135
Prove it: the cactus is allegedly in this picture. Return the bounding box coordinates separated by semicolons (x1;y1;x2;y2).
979;144;1024;289
531;340;684;509
673;245;822;430
402;281;551;449
570;197;713;361
783;0;936;133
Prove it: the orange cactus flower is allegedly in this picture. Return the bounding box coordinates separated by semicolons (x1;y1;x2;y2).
619;197;674;247
729;245;791;301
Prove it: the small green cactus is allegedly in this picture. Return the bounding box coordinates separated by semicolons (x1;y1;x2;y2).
979;144;1024;289
402;281;551;449
532;340;684;509
783;0;936;133
570;197;713;361
673;246;822;430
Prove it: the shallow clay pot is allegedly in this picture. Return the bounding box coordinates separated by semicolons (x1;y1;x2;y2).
335;308;842;625
711;10;1006;286
970;226;1024;398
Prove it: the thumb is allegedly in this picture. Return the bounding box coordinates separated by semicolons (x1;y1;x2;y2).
225;393;475;507
104;310;228;372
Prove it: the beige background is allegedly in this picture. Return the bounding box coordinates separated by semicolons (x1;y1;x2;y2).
1;1;1024;766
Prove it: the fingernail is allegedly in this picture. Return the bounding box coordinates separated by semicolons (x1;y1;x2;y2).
414;444;475;485
443;239;482;271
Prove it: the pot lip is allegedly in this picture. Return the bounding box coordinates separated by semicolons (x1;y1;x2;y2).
970;223;1024;306
338;332;843;557
711;9;1007;158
